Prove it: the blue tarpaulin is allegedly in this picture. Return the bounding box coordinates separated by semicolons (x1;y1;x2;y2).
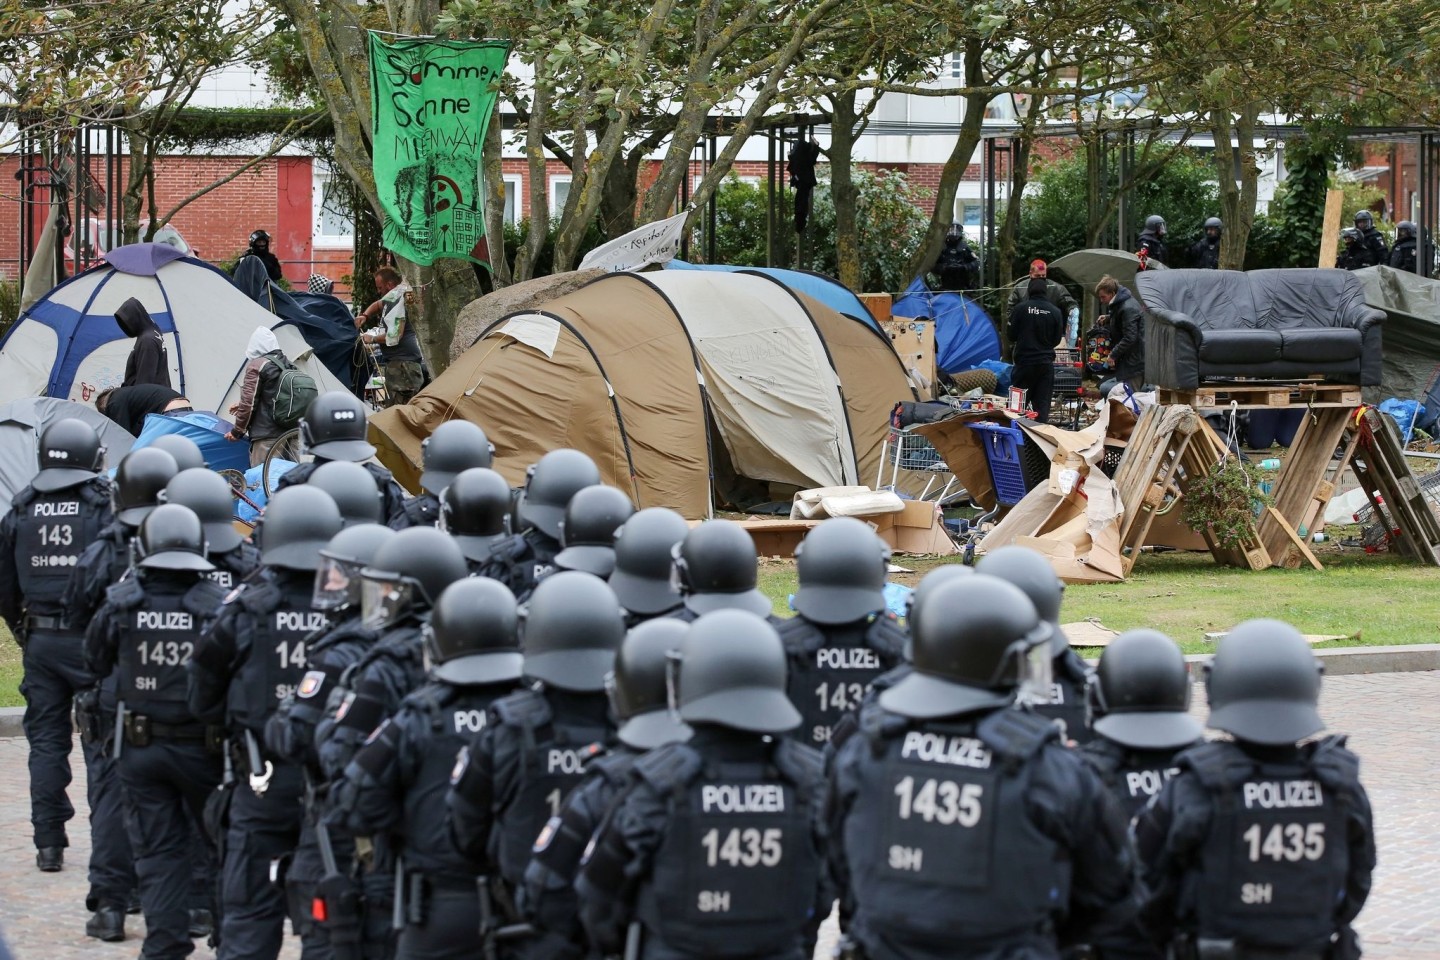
666;261;880;330
892;277;1001;373
131;411;251;472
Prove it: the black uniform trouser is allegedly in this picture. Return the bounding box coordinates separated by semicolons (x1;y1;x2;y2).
360;845;398;960
118;737;223;959
286;813;360;960
397;884;482;960
1011;363;1055;423
20;630;136;906
221;761;304;960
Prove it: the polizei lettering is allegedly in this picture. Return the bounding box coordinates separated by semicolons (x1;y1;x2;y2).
816;647;881;670
32;501;79;517
547;749;588;775
275;611;329;632
900;731;993;768
1242;780;1324;809
136;611;194;630
700;784;786;814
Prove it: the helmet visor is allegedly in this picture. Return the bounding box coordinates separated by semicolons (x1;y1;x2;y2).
361;575;413;630
1015;641;1055;707
314;555;363;612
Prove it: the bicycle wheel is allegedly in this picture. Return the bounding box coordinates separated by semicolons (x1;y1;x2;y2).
262;428;310;497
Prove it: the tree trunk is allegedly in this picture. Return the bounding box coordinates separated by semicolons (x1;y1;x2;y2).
482;100;512;286
829;91;861;290
996;135;1031;292
599;151;644;240
1085;134;1108;248
513;83;552;282
396;257;478;375
122;126;147;246
1213;105;1261;270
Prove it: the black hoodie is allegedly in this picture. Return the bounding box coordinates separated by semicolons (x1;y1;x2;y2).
115;297;171;389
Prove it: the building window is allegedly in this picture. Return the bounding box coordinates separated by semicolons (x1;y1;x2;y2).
503;175;521;225
949;52;963;79
312;167;354;248
954;199;983;228
550;176;572;216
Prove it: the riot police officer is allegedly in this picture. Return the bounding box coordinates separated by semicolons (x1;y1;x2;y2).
438;467;512;575
826;575;1136;960
668;520;778;623
1191;217;1222;269
522;618;692;960
275;391;408;524
148;434;207;472
552;484;635;578
0;419;133;933
308;460;385;528
448;572;624;928
161;468;261;590
1082;629;1202;960
577;610;830;960
1353;210;1388;266
933;223;979;292
1389;220;1431;275
1132;620;1375;960
85;504;228;960
779;518;904;747
608;507;689;625
1138;215;1168;265
331;578;524;960
495;448;601;599
265;522;396;960
1335;228;1366;271
390;420;495;531
188;485;343;959
976;545;1093;742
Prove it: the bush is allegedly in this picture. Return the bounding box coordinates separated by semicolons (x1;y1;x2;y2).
501;218;607;277
0;278;18;336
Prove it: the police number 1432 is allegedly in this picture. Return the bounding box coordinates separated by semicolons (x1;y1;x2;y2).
1242;823;1325;862
894;776;983;826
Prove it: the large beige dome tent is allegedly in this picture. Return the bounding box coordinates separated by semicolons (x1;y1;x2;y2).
370;271;915;517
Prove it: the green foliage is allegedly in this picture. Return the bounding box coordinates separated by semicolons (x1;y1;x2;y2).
500;218;607;278
0;278;18;336
1182;457;1274;550
159;107;332;153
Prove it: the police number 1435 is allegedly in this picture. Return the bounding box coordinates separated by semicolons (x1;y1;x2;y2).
1242;823;1325;862
894;777;983;826
700;828;782;867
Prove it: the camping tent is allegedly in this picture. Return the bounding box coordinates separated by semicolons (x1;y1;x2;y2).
0;243;349;412
892;277;1001;373
1353;266;1440;420
0;397;134;517
666;261;881;330
1050;248;1166;293
370;271;915;517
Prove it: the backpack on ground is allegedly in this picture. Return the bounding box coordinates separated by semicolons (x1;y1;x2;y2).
267;354;319;429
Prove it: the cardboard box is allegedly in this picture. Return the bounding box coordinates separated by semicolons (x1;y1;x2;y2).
882;316;936;396
736;500;958;558
859;292;892;325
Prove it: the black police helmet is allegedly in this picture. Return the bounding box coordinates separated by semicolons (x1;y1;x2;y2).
420;420;495;493
608;508;689;616
319;523;395;568
794;517;889;625
903;564;974;659
1397;220;1417;241
314;524;395;612
555;484;635;578
881;576;1047;719
439;467;512;562
1341;227;1361;243
301;391;375;462
1204;619;1324;746
425;578;523;686
260;485;344;571
519;571;624;692
975;545;1066;654
674;520;770;618
147;435;206;472
1204;216;1223;231
362;527;469;617
249;229;271;247
517;448;600;538
1145;214;1166;235
608;619;691;749
137;503;215;573
1353;210;1374;229
161;468;242;553
1090;629;1201;750
678;610;800;734
307;461;383;528
33;418;105;492
114;447;180;527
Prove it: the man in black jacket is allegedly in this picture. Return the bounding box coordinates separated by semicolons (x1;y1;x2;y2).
115;298;171;389
1097;275;1145;389
1007;278;1064;423
95;385;192;437
1353;211;1388;267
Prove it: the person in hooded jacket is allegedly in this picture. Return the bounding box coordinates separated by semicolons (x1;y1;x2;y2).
116;297;172;389
226;328;291;466
1097;275;1145;389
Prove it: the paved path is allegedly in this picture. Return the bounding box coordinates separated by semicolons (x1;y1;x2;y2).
0;672;1434;959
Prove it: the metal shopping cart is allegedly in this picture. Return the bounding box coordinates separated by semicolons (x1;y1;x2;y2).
1051;347;1086;431
877;425;965;504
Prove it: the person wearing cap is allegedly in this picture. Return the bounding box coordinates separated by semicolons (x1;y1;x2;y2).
0;419;136;931
85;504;229;957
1132;620;1375;960
274;391;409;525
550;483;635;579
187;486;343;959
778;518;905;748
1082;629;1202;960
522;618;692;960
1005;258;1080;342
331;578;526;960
389;420;495;531
448;572;624;932
608;507;690;626
577;609;830;960
826;574;1136;960
438;467;513;576
667;519;785;625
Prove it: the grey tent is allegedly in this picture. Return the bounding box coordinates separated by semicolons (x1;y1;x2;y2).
1049;249;1168;293
0;398;134;517
1353;266;1440;407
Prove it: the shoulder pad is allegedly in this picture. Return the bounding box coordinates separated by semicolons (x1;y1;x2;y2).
1307;735;1360;795
859;699;910;756
586;748;640;786
104;577;146;610
975;708;1060;762
864;613;909;657
239;578;283;614
1176;740;1253;791
633;742;702;795
490;534;529;563
777;616;827;655
491;687;553;730
1079;738;1127;779
311;620;378;654
80;478;113;507
1053;649;1091;684
772;739;825;790
10;486;37;510
406;681;460;724
183;579;230;617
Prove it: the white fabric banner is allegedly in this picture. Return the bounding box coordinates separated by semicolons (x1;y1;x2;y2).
578;211;690;273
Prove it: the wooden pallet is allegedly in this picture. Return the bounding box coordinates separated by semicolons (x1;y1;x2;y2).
1174;419;1270;570
1112;405;1200;575
1255;407;1354;569
1349;409;1440;565
1158;382;1362;410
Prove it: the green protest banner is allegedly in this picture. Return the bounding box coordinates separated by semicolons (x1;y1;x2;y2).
368;33;508;268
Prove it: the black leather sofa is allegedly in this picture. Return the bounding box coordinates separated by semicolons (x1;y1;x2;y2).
1138;268;1384;391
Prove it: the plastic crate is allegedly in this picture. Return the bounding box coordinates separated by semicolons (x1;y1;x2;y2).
967;421;1035;506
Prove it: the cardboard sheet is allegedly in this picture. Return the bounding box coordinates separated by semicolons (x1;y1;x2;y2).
739;499;958;558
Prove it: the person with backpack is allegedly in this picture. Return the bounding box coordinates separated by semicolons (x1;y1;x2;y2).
226;327;317;466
